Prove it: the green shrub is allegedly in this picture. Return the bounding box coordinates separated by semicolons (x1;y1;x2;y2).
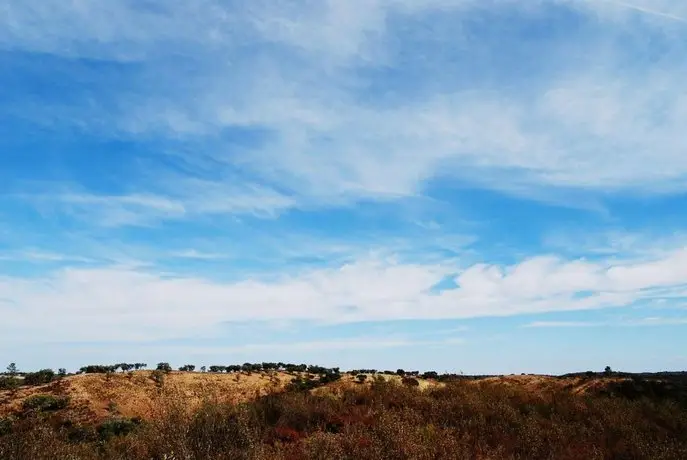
96;417;143;441
0;417;12;436
0;376;19;390
22;394;69;412
23;369;55;386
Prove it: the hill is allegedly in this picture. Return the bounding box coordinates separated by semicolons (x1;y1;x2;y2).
2;370;687;459
3;370;683;424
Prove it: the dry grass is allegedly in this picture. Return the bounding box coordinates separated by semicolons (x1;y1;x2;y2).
0;371;294;423
2;372;686;459
0;371;637;424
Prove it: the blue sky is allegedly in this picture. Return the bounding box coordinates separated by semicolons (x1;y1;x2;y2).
1;0;687;374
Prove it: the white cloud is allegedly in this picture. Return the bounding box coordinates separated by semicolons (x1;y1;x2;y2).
573;0;687;24
524;316;687;328
3;0;687;212
2;247;686;343
19;181;295;226
524;321;602;328
168;250;230;261
174;335;465;355
624;316;687;326
0;250;92;263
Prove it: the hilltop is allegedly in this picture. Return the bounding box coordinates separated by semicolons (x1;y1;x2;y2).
1;370;441;423
3;368;682;424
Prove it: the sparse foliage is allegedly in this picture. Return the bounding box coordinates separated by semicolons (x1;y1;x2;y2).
150;370;165;387
6;363;17;375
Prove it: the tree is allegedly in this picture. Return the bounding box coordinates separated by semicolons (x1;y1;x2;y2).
58;368;67;377
80;365;114;374
604;366;613;375
6;363;17;376
396;369;406;377
178;364;196;372
200;366;206;373
156;362;172;373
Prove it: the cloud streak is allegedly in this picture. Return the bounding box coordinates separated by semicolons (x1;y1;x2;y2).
2;247;686;343
3;0;687;217
524;317;687;328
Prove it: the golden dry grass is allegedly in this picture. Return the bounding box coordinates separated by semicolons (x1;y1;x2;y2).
1;371;296;423
1;371;629;425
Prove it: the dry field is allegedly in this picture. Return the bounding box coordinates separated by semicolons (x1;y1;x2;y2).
1;371;625;424
2;370;686;459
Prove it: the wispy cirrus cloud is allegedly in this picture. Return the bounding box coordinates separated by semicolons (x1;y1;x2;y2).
3;0;687;214
0;250;93;263
524;321;603;328
16;183;295;227
524;317;687;328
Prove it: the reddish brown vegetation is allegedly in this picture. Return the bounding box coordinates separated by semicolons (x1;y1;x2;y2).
1;374;686;459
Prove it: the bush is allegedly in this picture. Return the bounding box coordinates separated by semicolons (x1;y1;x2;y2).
0;376;19;390
23;369;55;386
402;377;420;387
97;417;143;441
22;394;69;412
0;417;12;436
150;370;165;387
